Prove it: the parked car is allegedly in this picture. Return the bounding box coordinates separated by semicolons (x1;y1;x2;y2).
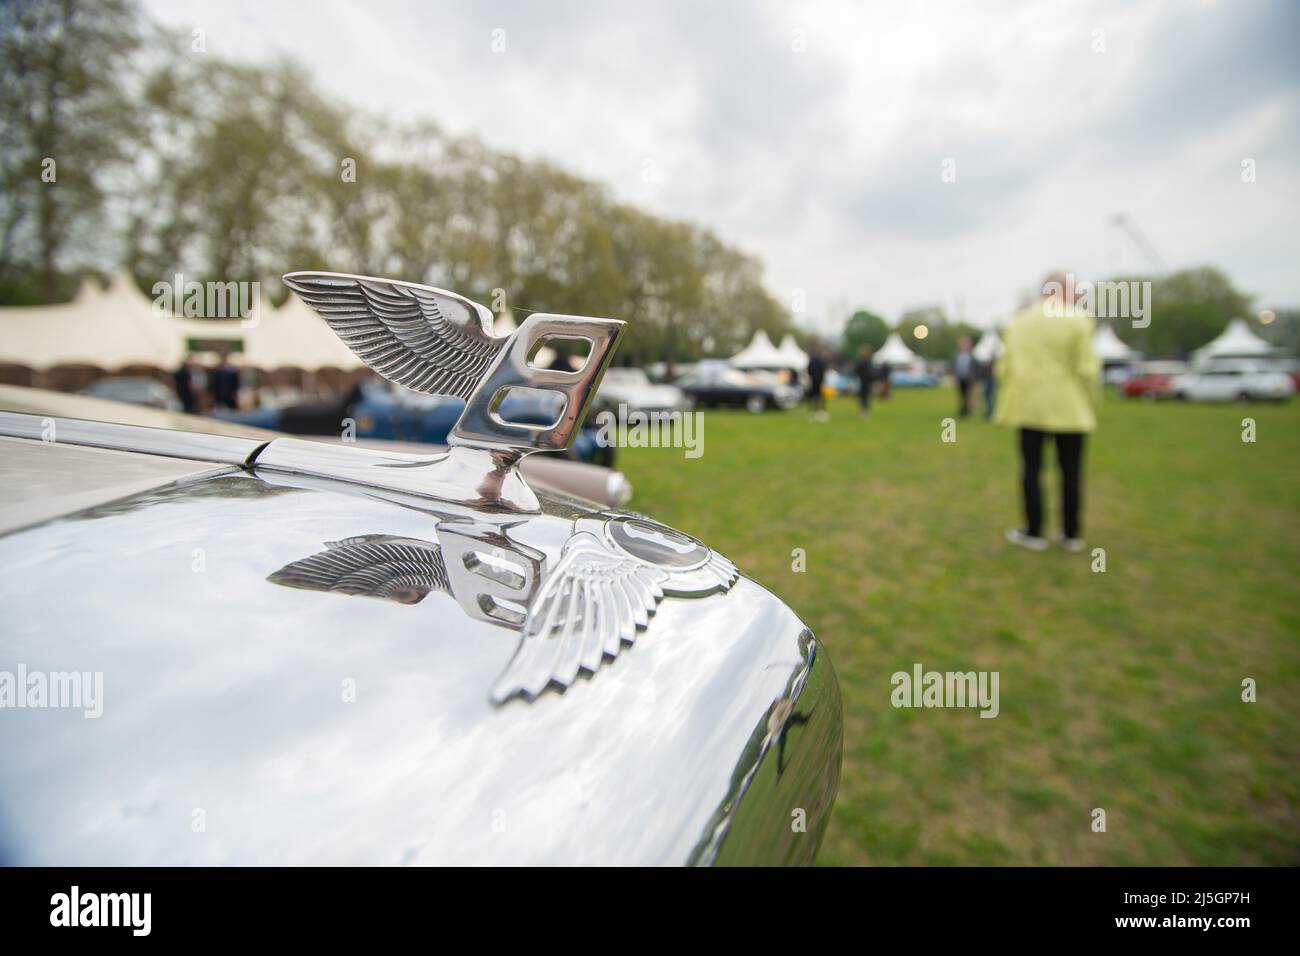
677;364;801;412
596;366;688;413
0;266;843;868
1120;361;1189;399
1174;361;1296;402
825;370;858;396
221;378;615;466
80;375;180;410
888;368;940;388
1103;364;1134;387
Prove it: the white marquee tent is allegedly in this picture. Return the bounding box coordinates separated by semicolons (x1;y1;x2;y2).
730;329;787;369
1192;318;1280;362
1092;324;1139;362
0;271;190;369
776;334;809;371
874;331;921;368
245;292;363;371
972;329;1003;364
0;271;364;372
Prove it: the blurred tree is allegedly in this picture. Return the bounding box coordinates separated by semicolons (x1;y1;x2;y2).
842;309;889;354
927;321;981;359
0;0;140;300
2;0;795;358
1257;308;1298;356
1143;301;1236;357
896;305;946;358
127;50;361;295
1105;266;1254;356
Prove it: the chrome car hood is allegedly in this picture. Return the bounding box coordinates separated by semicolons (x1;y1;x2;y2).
0;432;842;865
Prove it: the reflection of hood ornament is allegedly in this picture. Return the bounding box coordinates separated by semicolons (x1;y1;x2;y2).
266;514;739;705
267;534;449;605
282;271;625;512
495;514;738;703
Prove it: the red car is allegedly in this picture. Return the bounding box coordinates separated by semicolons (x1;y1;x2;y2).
1121;361;1188;399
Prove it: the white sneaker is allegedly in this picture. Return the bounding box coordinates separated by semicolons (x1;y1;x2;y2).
1054;534;1086;553
1005;528;1049;552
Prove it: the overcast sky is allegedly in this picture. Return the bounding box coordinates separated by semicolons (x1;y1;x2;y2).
143;0;1299;332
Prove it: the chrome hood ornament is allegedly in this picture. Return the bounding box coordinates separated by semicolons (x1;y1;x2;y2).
282;271;625;512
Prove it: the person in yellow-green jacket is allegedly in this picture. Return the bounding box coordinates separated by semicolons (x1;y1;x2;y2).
995;272;1102;553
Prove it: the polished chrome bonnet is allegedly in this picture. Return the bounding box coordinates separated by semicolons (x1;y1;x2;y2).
0;452;842;865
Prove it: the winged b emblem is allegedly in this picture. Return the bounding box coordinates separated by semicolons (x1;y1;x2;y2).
282;271;625;510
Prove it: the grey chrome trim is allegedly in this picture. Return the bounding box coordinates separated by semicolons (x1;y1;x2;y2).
252;438;540;511
0;410;264;466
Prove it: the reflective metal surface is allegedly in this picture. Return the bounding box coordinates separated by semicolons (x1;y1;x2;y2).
252;438;544;512
0;409;264;465
0;437;236;535
451;312;622;457
0;461;842;865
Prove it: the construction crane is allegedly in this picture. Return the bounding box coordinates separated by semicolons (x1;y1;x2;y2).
1110;213;1167;274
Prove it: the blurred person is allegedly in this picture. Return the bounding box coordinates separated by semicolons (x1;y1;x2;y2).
210;350;242;411
995;272;1101;553
853;344;876;417
975;356;995;418
806;349;828;421
980;336;1003;419
954;336;975;417
173;355;201;415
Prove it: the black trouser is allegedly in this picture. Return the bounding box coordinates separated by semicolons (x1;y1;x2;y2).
1018;428;1085;539
956;377;973;416
858;381;872;410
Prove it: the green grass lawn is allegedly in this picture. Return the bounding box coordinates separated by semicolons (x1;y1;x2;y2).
616;388;1300;865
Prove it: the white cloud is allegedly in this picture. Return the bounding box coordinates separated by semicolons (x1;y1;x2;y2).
143;0;1300;332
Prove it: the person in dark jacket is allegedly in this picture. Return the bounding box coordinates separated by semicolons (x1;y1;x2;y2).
210;352;241;411
173;356;200;414
954;336;975;417
806;351;828;421
853;344;876;417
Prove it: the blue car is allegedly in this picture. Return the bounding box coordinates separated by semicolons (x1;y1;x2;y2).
888;369;940;388
219;380;614;466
